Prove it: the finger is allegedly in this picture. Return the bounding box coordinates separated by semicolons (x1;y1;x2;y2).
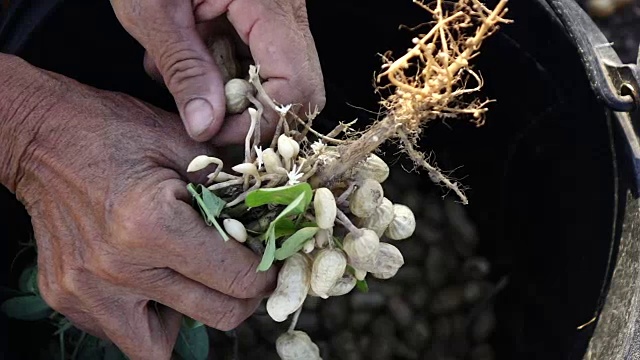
92;297;181;360
142;17;240;86
143;52;163;84
209;110;277;147
147;179;278;299
226;0;326;122
139;267;262;331
58;311;110;341
111;0;227;142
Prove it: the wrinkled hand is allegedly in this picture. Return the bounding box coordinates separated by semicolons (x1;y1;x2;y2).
12;66;277;359
110;0;326;144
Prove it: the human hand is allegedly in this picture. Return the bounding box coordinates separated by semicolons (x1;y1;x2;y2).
110;0;326;144
3;56;277;359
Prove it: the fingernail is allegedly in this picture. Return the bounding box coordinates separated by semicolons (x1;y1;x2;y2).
184;98;214;139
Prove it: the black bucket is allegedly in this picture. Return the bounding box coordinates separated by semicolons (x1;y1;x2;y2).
1;0;639;359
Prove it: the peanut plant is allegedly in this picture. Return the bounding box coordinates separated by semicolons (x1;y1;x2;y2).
1;0;510;359
186;0;511;358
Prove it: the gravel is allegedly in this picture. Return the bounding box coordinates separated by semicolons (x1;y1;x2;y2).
212;167;500;360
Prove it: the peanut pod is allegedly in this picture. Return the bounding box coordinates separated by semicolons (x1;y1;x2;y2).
310;248;347;299
343;229;380;270
357;197;394;237
266;253;311;322
349;179;384;218
385;204;416;240
364;242;405;279
327;272;358;296
276;330;322;360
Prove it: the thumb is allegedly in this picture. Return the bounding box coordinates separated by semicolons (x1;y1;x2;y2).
111;0;226;142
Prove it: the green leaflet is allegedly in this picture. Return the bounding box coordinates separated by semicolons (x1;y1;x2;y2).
245;183;312;209
18;264;39;294
275;227;320;260
257;229;277;272
1;295;52;321
346;265;368;293
173;324;209;360
256;192;312;271
187;183;229;241
356;279;369;293
182;316;204;329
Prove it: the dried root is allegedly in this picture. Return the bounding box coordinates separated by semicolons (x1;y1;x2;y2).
314;0;511;204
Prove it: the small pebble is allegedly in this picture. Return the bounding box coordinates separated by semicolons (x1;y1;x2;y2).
350;311;373;332
303;295;322;311
350;291;386;310
245;344;281;360
444;200;479;257
388;296;413;327
392;265;424;284
395;241;426;263
367;280;403;297
449;335;471;358
234;324;258;349
463;281;492;304
433;316;453;340
470;343;495;360
404;321;431;350
331;330;361;360
407;286;430;308
358;335;371;354
368;335;394;360
371;315;396;338
321;296;349;331
415;222;444;244
429;285;465;315
450;313;466;337
425;246;459;288
471;309;496;343
393;340;420;359
296;311;320;333
317;340;332;360
460;257;491;280
422;193;446;226
247;314;288;344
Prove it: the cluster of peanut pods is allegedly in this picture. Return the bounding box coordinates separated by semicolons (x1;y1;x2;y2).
266;153;416;359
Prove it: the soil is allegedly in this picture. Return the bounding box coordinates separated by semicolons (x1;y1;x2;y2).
577;0;640;64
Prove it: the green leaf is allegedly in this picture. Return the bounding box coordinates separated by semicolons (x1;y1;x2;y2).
275;227;320;260
53;318;74;335
1;295;52;321
182;316;204;329
174;324;209;360
74;335;105;360
299;221;318;228
273;218;297;239
256;191;314;271
273;192;310;222
199;185;225;217
187;183;229;241
257;231;277;272
18;265;39;294
245;183;312;209
356;279;369;293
